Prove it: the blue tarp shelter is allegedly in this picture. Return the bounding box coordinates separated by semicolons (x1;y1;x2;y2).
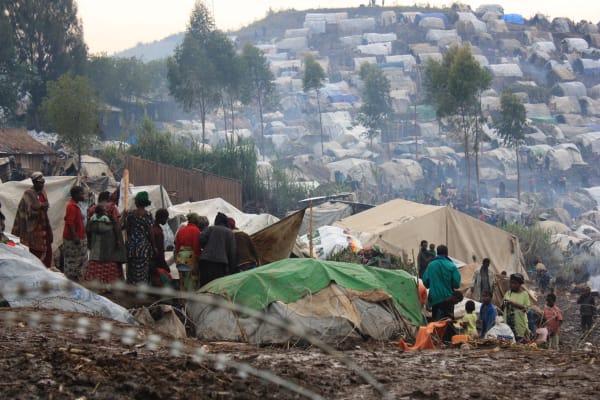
503;14;525;25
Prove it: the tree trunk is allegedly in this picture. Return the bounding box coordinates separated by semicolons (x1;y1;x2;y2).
516;146;521;204
200;99;206;153
229;94;235;138
474;117;481;206
257;94;265;160
316;88;324;156
462;114;471;207
222;96;228;146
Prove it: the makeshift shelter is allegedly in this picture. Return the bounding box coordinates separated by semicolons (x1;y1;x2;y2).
298;201;353;236
335;199;525;276
0;176;77;251
188;259;423;343
0;242;134;323
0;129;55;174
79;155;114;178
168;197;303;265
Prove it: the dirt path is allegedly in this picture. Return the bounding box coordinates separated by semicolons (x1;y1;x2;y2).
2;304;600;400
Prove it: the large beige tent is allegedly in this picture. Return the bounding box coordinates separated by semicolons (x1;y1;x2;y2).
335;199;525;277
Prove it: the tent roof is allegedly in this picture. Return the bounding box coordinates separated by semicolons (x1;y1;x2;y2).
0;129;55;155
335;199;525;277
199;258;423;326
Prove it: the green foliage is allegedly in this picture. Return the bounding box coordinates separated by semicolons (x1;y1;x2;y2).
423;44;492;203
496;88;528;148
302;55;326;93
424;45;492;118
302;54;327;154
41;73;99;168
261;159;311;217
127;118;308;215
501;223;558;272
328;248;414;275
356;63;393;147
240;43;276;156
496;88;527;202
87;56;154;105
4;0;87;128
167;2;222;148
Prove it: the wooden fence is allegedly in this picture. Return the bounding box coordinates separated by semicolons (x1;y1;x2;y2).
125;156;242;208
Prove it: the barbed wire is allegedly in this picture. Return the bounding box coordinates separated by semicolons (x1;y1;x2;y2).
0;280;395;399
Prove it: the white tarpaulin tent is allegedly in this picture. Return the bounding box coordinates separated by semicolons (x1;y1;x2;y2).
0;243;134;323
168;197;278;235
0;176;77;251
335;199;525;276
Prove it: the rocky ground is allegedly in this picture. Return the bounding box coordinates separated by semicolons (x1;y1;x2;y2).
1;291;599;400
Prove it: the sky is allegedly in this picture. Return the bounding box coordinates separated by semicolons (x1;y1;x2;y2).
76;0;599;54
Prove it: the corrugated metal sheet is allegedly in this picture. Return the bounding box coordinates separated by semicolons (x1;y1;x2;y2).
125;156;242;208
0;129;54;155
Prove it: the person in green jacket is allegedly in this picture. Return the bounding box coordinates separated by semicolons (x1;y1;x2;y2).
422;244;461;323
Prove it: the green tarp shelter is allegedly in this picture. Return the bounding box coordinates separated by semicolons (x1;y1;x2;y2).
188;259;423;343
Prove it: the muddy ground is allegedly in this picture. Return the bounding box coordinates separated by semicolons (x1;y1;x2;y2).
1;292;600;400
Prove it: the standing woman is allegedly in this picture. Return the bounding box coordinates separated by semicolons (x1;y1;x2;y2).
198;212;236;287
124;191;154;284
174;213;202;291
84;191;126;283
12;172;53;267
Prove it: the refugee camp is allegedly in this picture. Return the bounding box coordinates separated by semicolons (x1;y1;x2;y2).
3;1;600;398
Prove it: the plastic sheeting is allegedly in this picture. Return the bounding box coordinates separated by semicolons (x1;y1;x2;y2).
335;199;525;277
0;176;77;251
0;243;134;324
168;197;278;235
298;201;353;236
188;285;410;344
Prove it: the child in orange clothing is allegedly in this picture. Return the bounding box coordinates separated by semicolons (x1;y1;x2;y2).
543;293;563;350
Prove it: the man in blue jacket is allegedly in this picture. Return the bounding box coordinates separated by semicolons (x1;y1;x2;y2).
422;244;461;323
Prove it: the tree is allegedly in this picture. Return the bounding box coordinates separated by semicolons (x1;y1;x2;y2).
5;0;87;128
240;43;276;159
167;2;219;151
356;63;392;148
424;44;491;206
41;73;99;173
302;55;327;155
496;88;528;203
210;31;240;140
0;5;27;124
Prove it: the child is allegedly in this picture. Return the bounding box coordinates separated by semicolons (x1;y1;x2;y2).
457;300;478;338
90;204;111;223
543;293;563;350
479;290;497;338
503;273;530;342
427;243;436;258
577;287;595;331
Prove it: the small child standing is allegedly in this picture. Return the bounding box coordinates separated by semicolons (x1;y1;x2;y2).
457;300;478;338
479;290;497;338
90;205;111;223
543;293;563;350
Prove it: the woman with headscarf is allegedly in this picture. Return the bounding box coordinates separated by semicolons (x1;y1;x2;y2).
198;212;236;287
84;191;126;283
174;213;203;291
124;191;154;284
12;172;53;267
502;273;531;342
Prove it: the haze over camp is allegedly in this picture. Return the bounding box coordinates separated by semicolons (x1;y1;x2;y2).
2;1;600;398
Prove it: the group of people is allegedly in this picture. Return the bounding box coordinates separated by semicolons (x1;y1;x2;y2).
7;172;260;290
418;239;578;350
174;211;260;291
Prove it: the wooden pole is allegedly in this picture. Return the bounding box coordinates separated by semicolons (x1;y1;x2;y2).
309;200;314;258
